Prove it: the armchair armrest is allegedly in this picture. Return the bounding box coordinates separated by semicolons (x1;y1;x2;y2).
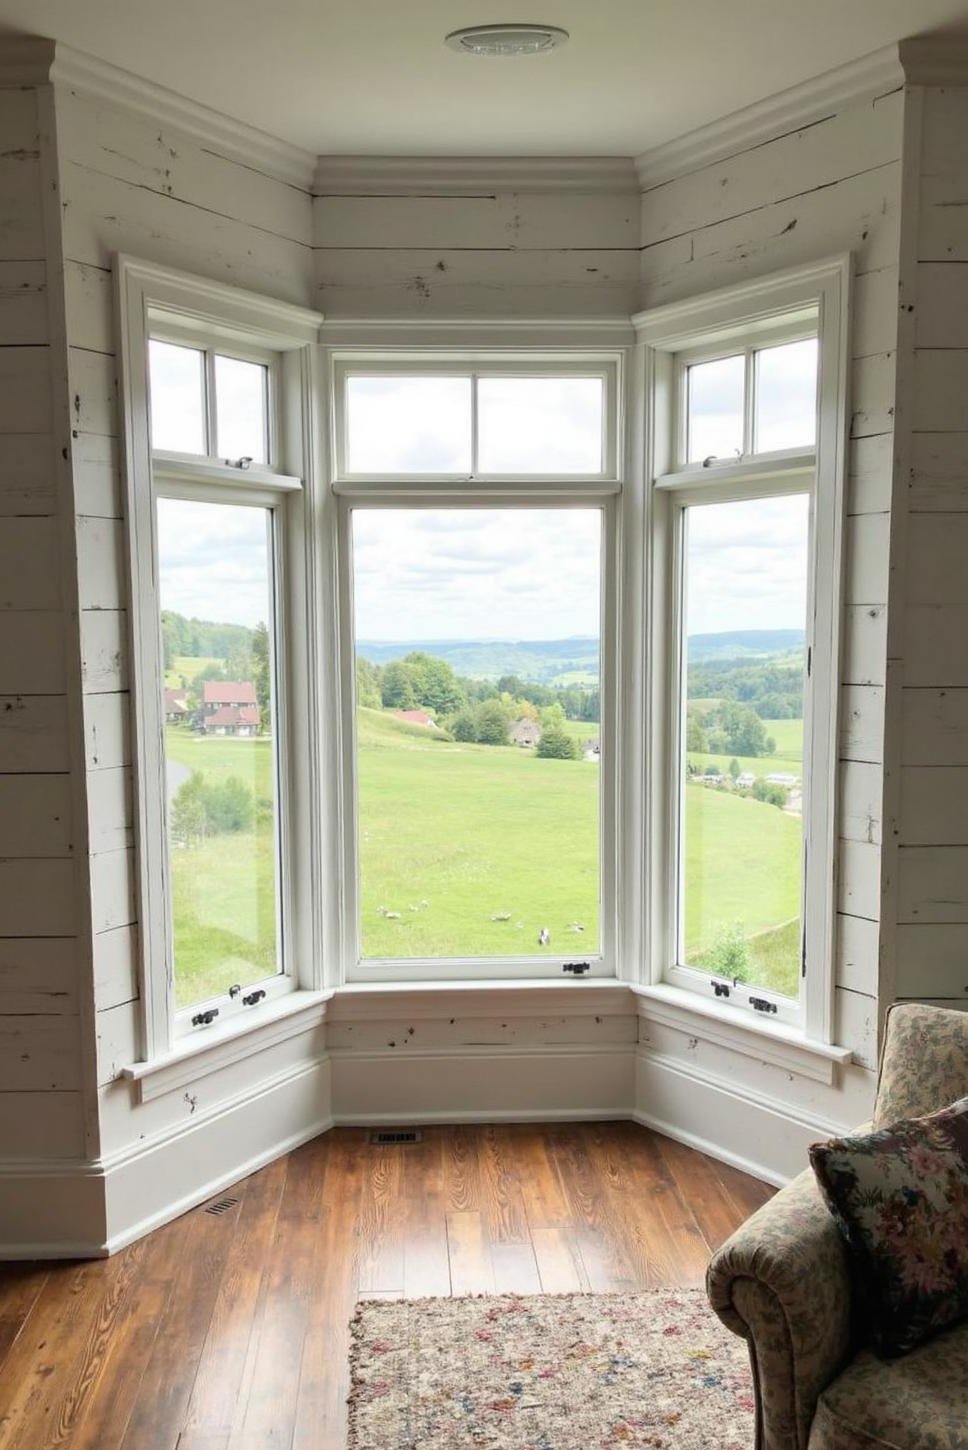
707;1168;853;1450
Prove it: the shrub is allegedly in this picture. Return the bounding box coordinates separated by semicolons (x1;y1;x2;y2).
708;922;751;982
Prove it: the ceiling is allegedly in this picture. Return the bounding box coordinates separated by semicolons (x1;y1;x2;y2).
3;0;968;157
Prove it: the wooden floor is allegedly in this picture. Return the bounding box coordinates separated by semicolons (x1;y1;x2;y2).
0;1122;772;1450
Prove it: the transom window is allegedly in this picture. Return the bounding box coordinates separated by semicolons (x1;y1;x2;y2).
148;334;272;464
682;332;819;466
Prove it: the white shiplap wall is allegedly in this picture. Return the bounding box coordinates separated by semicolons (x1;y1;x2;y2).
0;81;94;1171
888;84;968;1011
633;87;907;1123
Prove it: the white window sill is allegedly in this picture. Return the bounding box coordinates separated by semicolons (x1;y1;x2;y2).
331;977;630;1021
121;989;334;1103
632;982;854;1085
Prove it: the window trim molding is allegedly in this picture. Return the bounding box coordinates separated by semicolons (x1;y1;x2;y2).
115;255;324;1065
633;254;852;1046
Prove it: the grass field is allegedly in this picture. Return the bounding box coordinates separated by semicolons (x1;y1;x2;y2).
165;654;222;689
165;706;802;1003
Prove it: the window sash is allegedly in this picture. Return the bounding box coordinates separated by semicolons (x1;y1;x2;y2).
332;356;620;484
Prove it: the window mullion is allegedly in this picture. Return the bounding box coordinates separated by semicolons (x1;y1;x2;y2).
204;349;218;456
743;348;755;456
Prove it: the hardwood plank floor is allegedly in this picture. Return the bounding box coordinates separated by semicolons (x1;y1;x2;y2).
0;1123;772;1450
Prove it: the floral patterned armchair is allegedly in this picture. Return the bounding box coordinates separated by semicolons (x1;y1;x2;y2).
707;1002;968;1450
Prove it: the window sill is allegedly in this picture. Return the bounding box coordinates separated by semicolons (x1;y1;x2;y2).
632;982;854;1085
332;977;629;1021
121;989;334;1103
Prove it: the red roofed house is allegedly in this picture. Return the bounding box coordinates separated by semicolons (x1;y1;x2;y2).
164;687;189;722
199;681;260;736
392;709;439;729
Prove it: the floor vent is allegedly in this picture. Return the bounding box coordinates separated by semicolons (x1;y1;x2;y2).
205;1195;240;1216
370;1129;422;1145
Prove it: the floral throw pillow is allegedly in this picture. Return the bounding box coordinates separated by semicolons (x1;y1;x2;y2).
809;1097;968;1358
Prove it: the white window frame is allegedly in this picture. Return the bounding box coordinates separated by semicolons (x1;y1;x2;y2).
116;256;328;1066
634;256;851;1044
326;340;628;983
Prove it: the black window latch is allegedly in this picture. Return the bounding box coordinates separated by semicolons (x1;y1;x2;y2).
562;962;590;976
243;989;267;1006
750;996;778;1015
191;1007;219;1027
712;980;731;998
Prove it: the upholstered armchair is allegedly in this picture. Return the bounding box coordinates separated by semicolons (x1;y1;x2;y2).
707;1002;968;1450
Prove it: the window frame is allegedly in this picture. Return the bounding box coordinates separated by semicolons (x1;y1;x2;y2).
634;256;851;1045
327;344;627;984
116;256;326;1063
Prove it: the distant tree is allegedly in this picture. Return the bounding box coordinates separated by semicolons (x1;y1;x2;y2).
752;779;787;809
536;705;578;759
708;923;751;982
381;660;418;710
170;774;208;844
686;711;708;753
716;701;770;757
728;758;740;780
403;652;466;715
474;698;512;745
204;777;255;833
355;655;383;710
252;621;272;730
449;710;478;742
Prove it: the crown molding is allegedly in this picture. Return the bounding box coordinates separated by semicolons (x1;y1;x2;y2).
47;41;316;190
314;154;639;196
635;43;904;190
899;36;968;85
0;34;55;85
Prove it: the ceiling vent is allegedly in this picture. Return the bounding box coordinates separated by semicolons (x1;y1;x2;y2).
444;23;570;58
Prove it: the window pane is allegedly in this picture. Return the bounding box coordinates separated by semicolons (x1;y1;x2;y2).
345;376;472;473
215;354;268;463
680;493;809;1000
754;338;818;452
148;339;206;454
352;507;602;961
477;377;604;473
157;497;281;1009
686;354;745;464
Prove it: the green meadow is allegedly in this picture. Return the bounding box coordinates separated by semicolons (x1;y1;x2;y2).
165;706;802;1005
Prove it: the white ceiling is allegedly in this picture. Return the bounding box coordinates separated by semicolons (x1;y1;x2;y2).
3;0;968;156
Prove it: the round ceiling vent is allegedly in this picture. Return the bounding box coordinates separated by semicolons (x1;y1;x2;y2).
444;23;570;58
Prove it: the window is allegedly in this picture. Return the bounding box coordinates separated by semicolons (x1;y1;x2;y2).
118;258;322;1058
637;258;849;1040
334;357;619;981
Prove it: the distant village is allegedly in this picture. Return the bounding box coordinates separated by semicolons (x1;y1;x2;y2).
164;680;261;737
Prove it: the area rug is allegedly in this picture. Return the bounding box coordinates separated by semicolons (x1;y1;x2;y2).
347;1289;755;1449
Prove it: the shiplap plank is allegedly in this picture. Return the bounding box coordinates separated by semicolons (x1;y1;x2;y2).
81;609;128;694
84;691;131;771
913;350;968;432
72;431;122;519
0;88;41;151
0;156;44;262
91;848;136;934
898;846;968;923
906;514;968;604
0;516;61;609
318;246;639;318
0;1017;81;1091
69;346;117;438
0;775;72;857
96;1000;138;1085
316;191;637;251
909;433;968;512
0;612;66;694
0;937;77;1014
0;695;69;772
0;259;47;345
76;516;126;611
840;684;883;763
639;91;901;248
896;924;968;1000
836;912;880;996
839;760;882;846
93;925;138;1012
850;351;896;442
0;347;51;434
639;162;901;308
0;860;75;935
834;988;877;1069
61;161;314;307
0;433;55;516
843;605;888;687
853;265;899;359
0;1090;83;1157
914;262;968;348
848;431;894;516
899;766;968;846
902;607;968;687
58;88;312;246
836;839;880;923
919;173;968;261
87;765;133;853
902;688;968;766
844;511;890;606
64;258;114;356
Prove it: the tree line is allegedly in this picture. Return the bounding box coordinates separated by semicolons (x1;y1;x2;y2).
356;650;599;726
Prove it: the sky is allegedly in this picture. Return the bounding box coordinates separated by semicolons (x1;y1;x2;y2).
157;497;272;629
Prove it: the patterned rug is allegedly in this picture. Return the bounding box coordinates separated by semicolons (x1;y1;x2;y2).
347;1289;755;1448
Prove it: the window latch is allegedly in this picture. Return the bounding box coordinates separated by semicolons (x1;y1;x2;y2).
711;980;731;998
750;996;778;1015
243;989;267;1006
562;961;590;976
191;1007;219;1027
